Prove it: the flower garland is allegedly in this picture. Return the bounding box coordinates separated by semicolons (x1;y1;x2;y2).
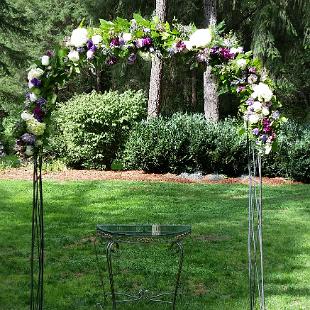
17;14;286;157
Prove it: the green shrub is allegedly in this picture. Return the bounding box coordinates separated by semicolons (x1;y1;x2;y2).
122;114;247;175
51;90;146;169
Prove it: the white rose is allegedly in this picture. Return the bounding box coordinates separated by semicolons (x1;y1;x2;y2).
189;28;212;48
236;59;247;69
41;55;50;66
27;68;44;81
68;50;80;62
25;146;34;156
122;33;132;42
183;40;193;51
251;82;273;102
92;34;102;45
29;93;37;102
262;107;270;116
21;111;34;121
70;28;88;47
248;114;260;124
87;50;94;60
252;101;262;112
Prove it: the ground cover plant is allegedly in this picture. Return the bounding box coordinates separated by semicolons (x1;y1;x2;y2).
0;180;309;309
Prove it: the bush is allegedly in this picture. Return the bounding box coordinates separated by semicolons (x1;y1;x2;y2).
51;90;146;169
122;114;247;175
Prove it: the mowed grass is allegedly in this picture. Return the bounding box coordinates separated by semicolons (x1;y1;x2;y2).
0;180;309;309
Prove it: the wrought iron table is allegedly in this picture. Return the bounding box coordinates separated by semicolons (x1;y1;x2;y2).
95;224;191;309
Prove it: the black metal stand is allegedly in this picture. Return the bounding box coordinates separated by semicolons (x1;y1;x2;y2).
247;138;265;310
30;154;44;310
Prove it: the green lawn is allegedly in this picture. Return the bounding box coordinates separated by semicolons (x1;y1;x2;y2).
0;180;309;309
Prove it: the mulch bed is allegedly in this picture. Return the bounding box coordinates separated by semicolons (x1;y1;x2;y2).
0;168;300;185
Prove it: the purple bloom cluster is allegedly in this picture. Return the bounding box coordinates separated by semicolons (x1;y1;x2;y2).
176;41;186;51
252;128;259;135
128;53;137;65
262;118;271;133
106;56;117;65
219;48;235;60
36;98;47;107
30;78;42;87
21;133;36;145
33;106;45;122
110;37;120;47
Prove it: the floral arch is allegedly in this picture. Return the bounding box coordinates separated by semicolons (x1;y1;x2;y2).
21;14;285;309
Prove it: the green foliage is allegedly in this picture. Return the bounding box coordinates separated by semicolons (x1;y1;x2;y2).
123;114;247;175
52;90;146;169
0;154;21;170
123;115;310;182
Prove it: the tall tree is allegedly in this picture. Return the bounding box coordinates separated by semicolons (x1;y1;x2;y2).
147;0;167;118
203;0;219;121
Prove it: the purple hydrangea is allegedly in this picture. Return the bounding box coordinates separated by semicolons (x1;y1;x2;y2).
210;46;219;55
30;78;42;87
86;39;94;50
142;37;152;47
110;37;120;47
33;106;45;122
128;53;137;65
262;118;271;133
252;128;259;135
219;48;235;60
261;134;268;143
36;98;47;106
21;133;36;145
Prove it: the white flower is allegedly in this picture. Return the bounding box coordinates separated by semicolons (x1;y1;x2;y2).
183;40;193;51
21;111;34;121
262;107;270;116
87;50;94;60
68;50;80;62
29;93;37;102
248;114;260;124
252;101;262;112
27;68;44;81
92;34;102;45
251;83;273;102
26;119;46;136
236;59;247;69
41;55;50;66
28;81;34;89
188;28;212;48
231;47;243;54
264;144;272;155
25;145;34;156
122;33;132;42
70;28;88;47
248;74;258;84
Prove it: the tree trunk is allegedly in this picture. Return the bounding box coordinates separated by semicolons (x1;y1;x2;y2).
203;0;219;121
147;0;167;118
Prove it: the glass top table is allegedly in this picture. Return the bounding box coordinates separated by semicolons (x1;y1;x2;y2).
96;224;191;238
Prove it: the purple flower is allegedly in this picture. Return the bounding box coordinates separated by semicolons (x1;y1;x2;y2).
77;47;85;53
25;92;31;100
210;46;219;55
252;128;259;136
262;118;272;133
176;41;186;51
36;98;47;106
248;67;256;74
21;133;36;145
246;98;254;106
106;56;117;65
86;39;94;50
220;48;235;60
33;106;44;122
271;110;280;119
261;135;268;143
128;53;137;65
237;86;246;93
46;50;54;57
110;37;120;47
142;37;152;47
30;78;41;87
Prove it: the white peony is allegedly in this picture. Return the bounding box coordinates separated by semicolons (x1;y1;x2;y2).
236;59;247;69
262;107;270;116
21;111;34;121
27;68;44;81
252;101;262;112
70;28;88;47
122;33;132;42
92;34;102;45
251;83;273;102
68;50;79;62
248;114;260;124
188;28;212;48
29;93;37;102
41;55;50;66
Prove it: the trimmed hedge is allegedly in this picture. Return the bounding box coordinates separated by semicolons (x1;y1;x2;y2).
122;114;248;176
51;90;146;169
123;114;310;182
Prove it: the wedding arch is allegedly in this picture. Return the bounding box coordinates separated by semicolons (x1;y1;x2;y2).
19;14;285;310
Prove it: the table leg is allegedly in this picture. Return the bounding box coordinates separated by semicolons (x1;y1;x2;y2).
172;241;184;310
107;241;117;309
